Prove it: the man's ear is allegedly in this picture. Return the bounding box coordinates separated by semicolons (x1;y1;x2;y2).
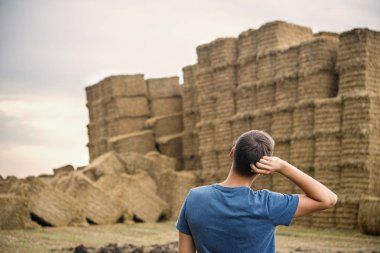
229;147;234;160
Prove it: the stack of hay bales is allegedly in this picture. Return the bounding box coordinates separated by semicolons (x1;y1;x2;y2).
86;75;153;161
0;194;33;230
146;77;183;168
336;29;380;233
182;65;201;170
312;96;342;228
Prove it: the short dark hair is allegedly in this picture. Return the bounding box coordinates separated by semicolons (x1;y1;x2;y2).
233;130;275;177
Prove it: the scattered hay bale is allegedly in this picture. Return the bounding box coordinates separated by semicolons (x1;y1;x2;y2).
59;172;127;225
9;177;85;227
108;130;155;155
53;164;74;176
0;176;18;193
146;113;183;138
146;77;181;99
210;38;237;69
95;171;168;222
150;97;182;117
257;21;312;57
314;97;342;135
105;97;150;118
158;170;196;219
358;196;380;235
157;133;183;164
0;194;33;230
145;151;178;174
82;151;126;182
101;74;147;98
106;116;147;138
275;78;298;107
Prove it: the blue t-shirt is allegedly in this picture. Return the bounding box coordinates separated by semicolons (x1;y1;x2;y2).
176;184;299;253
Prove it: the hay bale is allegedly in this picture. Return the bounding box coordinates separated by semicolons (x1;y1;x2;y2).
292;100;314;136
198;94;217;120
270;105;293;141
196;43;212;67
231;114;251;141
342;92;380;134
182;85;198;111
9;177;85;227
151;97;182;117
216;93;235;119
53;165;74;176
274;140;291;161
101;74;147;98
85;82;102;103
182;130;197;157
59;172;127;225
183;64;197;87
200;150;218;176
299;37;339;77
252;174;272;191
213;65;237;92
183;154;201;171
87;100;106;123
257;21;312;57
237;28;258;63
341;131;380;165
146;113;183;138
0;194;33;230
107;116;147;138
314;164;340;193
338;66;379;96
314;132;341;167
157;133;183;161
0;176;18;193
183;109;198;132
275;45;299;80
108;130;155;155
314;97;342;134
250;109;271;134
358;196;380;235
313;32;339;40
290;135;315;168
339;164;370;202
272;173;293;194
216;148;232;173
158;170;196;219
236;83;256;114
255;82;275;110
82;151;126;182
337;28;380;71
274;78;298;107
105;97;150;118
335;200;359;230
146;77;181;98
197;121;215;153
311;206;336;228
237;59;258;86
145;151;178;174
87;121;107;143
95;171;168;222
87;138;109;162
298;71;338;101
210;38;237;69
214;120;233;149
257;53;276;85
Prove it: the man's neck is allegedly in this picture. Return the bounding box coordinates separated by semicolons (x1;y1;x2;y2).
218;168;258;188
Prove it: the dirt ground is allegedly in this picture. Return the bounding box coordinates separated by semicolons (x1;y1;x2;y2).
0;221;379;253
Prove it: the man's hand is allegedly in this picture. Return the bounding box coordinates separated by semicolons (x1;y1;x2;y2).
250;156;287;174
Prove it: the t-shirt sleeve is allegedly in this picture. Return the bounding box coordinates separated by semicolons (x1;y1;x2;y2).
267;191;299;226
176;193;192;236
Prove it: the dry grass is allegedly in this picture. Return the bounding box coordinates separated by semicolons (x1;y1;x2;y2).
1;222;379;253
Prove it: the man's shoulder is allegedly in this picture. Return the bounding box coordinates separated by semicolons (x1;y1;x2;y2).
189;184;214;194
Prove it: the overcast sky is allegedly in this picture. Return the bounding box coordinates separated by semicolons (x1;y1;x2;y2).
0;0;379;178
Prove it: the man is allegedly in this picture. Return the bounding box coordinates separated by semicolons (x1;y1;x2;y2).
176;130;338;253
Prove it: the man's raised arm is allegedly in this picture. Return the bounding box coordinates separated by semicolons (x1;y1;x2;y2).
252;156;338;217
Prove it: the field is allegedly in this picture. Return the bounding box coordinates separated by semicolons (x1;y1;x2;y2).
0;222;379;253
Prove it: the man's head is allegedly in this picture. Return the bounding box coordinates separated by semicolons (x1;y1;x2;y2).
232;130;275;177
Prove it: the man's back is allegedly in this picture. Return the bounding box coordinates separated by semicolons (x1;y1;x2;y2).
176;184;299;253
